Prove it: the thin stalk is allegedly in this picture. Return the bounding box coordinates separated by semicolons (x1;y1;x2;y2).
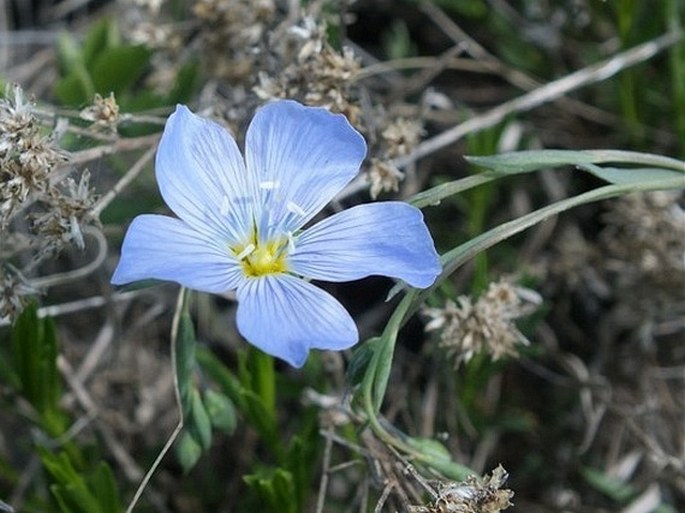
125;288;187;513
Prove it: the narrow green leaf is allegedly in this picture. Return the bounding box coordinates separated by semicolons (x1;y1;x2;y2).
51;485;99;513
439;178;685;282
465;150;595;173
203;389;237;435
415;150;684;209
188;388;213;451
87;463;122;513
243;472;277;510
40;316;61;416
39;450;106;513
54;72;95;107
82;17;120;69
175;430;202;474
11;303;40;408
367;289;417;412
244;469;297;513
91;46;151;95
407;437;473;481
466;149;685;174
285;436;313;512
196;347;246;411
578;164;685;185
39;449;82;485
246;346;276;420
581;466;635;502
580;150;685;172
55;32;84;76
241;389;283;460
346;337;379;388
174;311;196;418
272;469;297;513
11;305;65;433
166;61;200;104
371;333;396;412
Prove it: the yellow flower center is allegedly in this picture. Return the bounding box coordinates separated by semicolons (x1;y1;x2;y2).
233;237;288;278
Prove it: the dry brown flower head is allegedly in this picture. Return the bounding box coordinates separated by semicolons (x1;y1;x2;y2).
368;158;404;199
254;15;361;122
80;93;120;130
0;268;32;320
381;117;424;159
365;116;424;198
1;84;100;319
29;171;98;254
424;280;539;366
193;0;276;81
1;84;66;229
410;465;514;513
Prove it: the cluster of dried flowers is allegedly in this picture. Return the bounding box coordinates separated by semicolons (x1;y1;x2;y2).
410;465;514;513
0;85;98;320
126;0;425;199
599;192;685;326
0;85;65;229
548;191;685;340
193;0;276;82
254;15;361;118
424;280;540;367
79;92;120;131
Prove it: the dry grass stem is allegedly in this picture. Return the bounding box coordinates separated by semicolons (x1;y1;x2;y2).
394;30;683;169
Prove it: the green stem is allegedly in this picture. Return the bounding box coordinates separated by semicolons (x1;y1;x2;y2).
362;369;474;481
361;289;417;413
410;172;499;209
370;174;684;407
359;168;683;484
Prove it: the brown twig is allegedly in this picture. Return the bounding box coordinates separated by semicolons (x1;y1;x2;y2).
89;144;157;219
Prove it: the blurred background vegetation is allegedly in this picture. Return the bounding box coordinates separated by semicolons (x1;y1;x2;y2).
0;1;683;512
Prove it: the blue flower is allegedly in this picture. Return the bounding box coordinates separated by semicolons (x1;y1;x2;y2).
112;101;440;367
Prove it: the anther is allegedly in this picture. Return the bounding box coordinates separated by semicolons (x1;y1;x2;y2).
286;231;296;255
286;201;306;217
220;195;230;216
234;243;256;260
259;180;280;190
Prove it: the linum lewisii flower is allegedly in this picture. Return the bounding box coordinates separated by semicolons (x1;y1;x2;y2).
112;101;440;367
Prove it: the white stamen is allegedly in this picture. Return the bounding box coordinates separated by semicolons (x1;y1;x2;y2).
287;231;296;255
286;201;306;217
234;243;255;260
259;180;280;190
220;195;230;216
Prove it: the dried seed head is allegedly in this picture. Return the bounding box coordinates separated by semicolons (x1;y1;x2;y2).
192;0;276;81
254;15;361;122
80;93;120;130
368;158;404;199
29;170;98;256
424;280;539;366
548;191;685;335
364;115;423;198
411;465;514;513
1;84;66;229
381;117;424;158
129;0;164;15
0;268;32;321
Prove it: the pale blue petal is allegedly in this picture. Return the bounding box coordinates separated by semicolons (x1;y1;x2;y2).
236;274;358;367
111;214;242;293
156;105;255;242
245;100;366;235
289;202;441;288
